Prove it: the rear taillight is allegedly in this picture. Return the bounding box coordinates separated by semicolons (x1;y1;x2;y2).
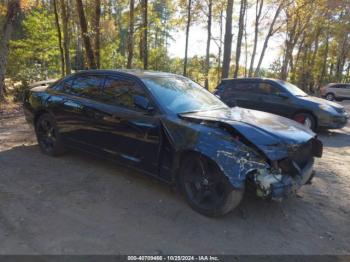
319;87;326;95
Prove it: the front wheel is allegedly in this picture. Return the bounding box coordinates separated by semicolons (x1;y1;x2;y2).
325;93;335;101
179;154;243;217
293;113;316;131
35;113;65;156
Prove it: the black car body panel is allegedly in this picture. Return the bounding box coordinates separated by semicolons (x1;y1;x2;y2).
23;70;323;200
179;107;315;160
215;78;349;129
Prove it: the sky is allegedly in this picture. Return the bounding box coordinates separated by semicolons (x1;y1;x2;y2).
167;5;286;71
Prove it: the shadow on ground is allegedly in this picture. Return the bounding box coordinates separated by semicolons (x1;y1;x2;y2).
0;145;349;254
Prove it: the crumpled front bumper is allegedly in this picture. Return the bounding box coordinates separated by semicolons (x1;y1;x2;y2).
249;138;322;200
251;157;315;201
270;158;314;200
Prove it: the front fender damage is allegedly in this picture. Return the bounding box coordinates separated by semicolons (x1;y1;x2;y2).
193;132;317;200
162;118;321;200
193;133;269;190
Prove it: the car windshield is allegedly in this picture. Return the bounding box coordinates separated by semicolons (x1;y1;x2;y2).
142;76;228;114
277;80;308;97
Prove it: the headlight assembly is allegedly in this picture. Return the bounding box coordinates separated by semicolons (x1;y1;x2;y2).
319;104;337;114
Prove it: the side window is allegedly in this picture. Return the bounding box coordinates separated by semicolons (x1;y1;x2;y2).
222;83;236;97
51;78;73;91
335;85;346;89
258;82;280;95
66;75;104;99
101;77;148;111
223;82;257;96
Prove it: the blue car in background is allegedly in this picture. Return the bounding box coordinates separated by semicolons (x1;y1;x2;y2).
215;78;349;131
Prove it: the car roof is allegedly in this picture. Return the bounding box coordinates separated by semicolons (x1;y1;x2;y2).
221;77;278;82
72;69;178;79
326;83;349;86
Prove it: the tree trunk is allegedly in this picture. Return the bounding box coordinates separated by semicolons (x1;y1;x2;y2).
0;0;20;101
93;0;101;68
127;0;135;69
233;0;247;78
320;32;329;84
60;0;71;75
290;33;305;83
248;0;263;77
335;33;349;82
204;0;212;89
183;0;192;76
280;4;311;80
221;0;234;79
309;29;321;89
53;0;65;77
141;0;148;69
217;10;223;84
243;5;248;77
76;0;97;69
254;0;283;76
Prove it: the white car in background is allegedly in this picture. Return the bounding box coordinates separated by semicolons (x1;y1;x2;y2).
321;83;350;101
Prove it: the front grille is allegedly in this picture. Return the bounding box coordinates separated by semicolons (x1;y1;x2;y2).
291;140;313;169
279;140;313;176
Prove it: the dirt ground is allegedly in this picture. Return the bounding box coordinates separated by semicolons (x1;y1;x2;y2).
0;101;349;255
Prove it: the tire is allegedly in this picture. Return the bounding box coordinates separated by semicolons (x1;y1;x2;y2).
293;112;317;131
35;113;65;156
179;153;243;217
325;93;335;101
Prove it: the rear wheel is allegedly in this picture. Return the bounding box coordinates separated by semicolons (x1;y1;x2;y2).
179;154;243;217
293;112;316;131
325;93;335;101
35;114;65;156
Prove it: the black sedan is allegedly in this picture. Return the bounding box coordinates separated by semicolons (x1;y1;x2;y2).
23;70;323;216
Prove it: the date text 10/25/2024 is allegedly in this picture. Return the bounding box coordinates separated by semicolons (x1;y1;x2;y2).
127;256;220;261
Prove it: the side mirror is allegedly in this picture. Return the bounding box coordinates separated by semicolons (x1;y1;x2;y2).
133;95;154;112
277;93;289;99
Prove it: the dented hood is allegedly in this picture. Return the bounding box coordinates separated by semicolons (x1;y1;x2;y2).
180;107;316;160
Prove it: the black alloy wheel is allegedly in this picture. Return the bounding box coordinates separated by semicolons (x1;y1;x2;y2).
35;114;65;156
180;154;243;217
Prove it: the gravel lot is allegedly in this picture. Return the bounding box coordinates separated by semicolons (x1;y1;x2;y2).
0;101;349;255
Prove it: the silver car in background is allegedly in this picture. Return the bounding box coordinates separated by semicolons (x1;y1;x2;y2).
321;83;350;101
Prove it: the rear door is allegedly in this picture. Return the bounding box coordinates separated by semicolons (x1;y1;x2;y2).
335;84;349;98
53;74;106;151
340;84;350;98
221;81;260;109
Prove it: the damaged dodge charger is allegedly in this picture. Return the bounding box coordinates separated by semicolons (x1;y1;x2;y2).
23;70;323;216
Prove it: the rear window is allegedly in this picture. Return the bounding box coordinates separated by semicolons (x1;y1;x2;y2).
222;81;258;96
63;75;105;99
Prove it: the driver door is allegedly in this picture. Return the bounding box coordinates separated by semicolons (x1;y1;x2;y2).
256;81;294;117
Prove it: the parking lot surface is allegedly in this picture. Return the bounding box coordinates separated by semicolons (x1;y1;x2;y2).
0;102;349;254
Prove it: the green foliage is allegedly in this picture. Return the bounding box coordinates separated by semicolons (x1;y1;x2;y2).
1;0;349;95
7;9;61;82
